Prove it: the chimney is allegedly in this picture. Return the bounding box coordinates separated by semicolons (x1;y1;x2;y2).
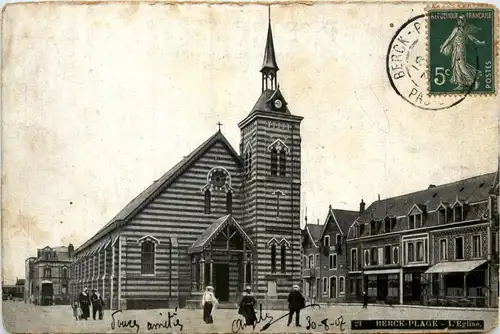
378;194;381;201
68;243;74;259
360;199;366;214
428;184;436;189
317;218;319;225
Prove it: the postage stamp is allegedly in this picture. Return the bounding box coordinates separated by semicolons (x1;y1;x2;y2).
428;8;496;95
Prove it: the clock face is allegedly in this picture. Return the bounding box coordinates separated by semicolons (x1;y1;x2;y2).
274;99;283;109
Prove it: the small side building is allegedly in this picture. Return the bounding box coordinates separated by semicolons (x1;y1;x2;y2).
24;244;74;305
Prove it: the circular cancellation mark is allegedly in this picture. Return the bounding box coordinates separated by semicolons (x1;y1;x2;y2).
386;14;477;111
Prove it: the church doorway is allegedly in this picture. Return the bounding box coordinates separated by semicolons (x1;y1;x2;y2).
214;263;230;301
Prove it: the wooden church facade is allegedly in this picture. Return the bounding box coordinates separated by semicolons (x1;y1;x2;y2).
69;14;304;309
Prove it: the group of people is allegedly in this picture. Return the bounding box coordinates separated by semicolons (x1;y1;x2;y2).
72;287;105;321
201;284;306;328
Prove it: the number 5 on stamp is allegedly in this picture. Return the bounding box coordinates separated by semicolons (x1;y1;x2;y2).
428;8;495;94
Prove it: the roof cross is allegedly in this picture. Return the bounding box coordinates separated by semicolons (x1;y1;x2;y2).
217;121;223;132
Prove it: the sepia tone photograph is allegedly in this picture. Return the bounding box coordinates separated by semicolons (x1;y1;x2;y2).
1;1;499;332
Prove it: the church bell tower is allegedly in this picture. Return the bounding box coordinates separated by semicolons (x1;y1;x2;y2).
238;8;304;302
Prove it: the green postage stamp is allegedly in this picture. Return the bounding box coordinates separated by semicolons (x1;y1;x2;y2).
428;8;495;94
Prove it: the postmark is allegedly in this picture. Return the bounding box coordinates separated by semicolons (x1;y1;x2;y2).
386;15;471;110
428;8;495;95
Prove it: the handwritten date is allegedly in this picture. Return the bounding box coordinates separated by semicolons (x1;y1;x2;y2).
306;315;346;332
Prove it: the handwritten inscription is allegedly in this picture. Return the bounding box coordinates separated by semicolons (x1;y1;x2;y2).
111;308;184;333
306;315;346;332
147;308;184;332
231;304;273;333
231;303;321;333
111;310;140;333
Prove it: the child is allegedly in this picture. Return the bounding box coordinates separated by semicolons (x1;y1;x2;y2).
72;301;81;320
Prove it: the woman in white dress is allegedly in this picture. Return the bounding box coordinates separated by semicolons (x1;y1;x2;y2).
201;286;218;324
440;15;486;90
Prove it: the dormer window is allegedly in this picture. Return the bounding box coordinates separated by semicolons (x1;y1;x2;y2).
370;221;377;235
454;205;463;222
384;217;391;233
439;207;448;224
408;214;422;229
359;224;365;236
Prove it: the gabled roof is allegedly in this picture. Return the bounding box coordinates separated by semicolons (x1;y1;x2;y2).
188;215;254;254
35;246;71;262
75;131;243;254
303;223;323;248
319;207;359;239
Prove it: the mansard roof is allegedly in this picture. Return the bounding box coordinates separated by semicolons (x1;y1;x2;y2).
348;172;496;239
75;131;242;254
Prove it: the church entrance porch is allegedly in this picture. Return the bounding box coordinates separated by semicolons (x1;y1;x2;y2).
187;215;255;306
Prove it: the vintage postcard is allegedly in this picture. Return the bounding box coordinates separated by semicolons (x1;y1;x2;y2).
2;1;499;333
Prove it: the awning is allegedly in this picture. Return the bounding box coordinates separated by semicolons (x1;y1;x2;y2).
41;280;53;284
424;260;487;274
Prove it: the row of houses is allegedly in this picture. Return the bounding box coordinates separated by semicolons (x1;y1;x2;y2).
301;172;499;308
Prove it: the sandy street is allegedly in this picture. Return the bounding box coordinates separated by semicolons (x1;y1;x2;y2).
2;300;498;333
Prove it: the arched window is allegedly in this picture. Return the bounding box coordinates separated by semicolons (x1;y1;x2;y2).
226;191;233;214
280;244;286;273
270;149;278;176
204;190;211;214
245;149;253;179
62;267;68;278
393;246;399;264
141;241;155;275
271;244;277;273
279;151;286;176
43;266;51;278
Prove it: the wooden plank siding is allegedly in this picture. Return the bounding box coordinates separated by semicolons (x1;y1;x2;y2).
120;140;244;306
240;117;303;299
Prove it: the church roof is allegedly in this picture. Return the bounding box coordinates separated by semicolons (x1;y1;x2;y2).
75;131;242;254
188;215;254;254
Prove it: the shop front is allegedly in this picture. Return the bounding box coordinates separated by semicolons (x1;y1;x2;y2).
362;269;403;304
424;259;488;307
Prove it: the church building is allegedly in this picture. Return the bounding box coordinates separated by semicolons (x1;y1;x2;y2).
69;13;304;310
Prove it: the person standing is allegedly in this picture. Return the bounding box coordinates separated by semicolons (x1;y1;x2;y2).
363;291;368;309
287;285;305;327
91;289;104;320
201;286;218;324
238;286;257;328
78;287;91;320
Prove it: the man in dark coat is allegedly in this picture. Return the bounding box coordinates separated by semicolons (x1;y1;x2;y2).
78;288;91;320
91;289;104;320
287;284;305;327
363;291;368;309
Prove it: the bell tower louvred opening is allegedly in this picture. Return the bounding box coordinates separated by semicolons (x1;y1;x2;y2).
261;7;279;92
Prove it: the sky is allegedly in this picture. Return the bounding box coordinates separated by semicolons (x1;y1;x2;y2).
1;1;499;284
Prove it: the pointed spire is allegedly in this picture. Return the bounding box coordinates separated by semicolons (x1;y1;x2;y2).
261;7;279;74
